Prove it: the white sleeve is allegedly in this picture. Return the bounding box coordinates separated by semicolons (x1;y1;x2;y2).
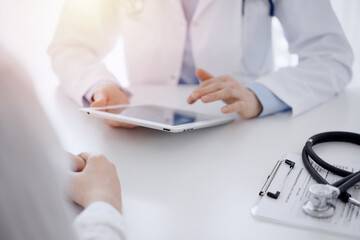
0;47;77;240
48;0;122;106
74;202;126;240
257;0;353;116
0;48;127;240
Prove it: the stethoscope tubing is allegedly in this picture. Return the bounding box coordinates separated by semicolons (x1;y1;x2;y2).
302;131;360;203
242;0;275;17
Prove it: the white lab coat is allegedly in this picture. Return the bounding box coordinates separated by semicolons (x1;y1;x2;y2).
0;47;125;240
49;0;353;116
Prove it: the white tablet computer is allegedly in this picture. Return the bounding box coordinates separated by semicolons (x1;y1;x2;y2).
80;104;235;133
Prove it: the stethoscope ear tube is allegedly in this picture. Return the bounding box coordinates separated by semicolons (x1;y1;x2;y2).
302;131;360;204
302;147;327;184
242;0;275;17
305;132;360;177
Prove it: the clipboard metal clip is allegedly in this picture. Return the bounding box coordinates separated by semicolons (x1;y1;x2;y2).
259;159;295;199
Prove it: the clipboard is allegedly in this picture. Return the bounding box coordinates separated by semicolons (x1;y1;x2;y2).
251;153;360;239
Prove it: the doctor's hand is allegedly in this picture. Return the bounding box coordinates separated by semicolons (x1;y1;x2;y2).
91;83;136;128
187;69;263;119
68;152;123;213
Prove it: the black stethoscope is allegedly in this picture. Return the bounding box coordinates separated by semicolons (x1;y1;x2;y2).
302;131;360;218
242;0;275;17
125;0;276;17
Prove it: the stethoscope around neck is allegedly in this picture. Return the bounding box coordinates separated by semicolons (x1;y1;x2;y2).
122;0;277;78
302;131;360;218
242;0;275;17
239;0;275;79
124;0;276;17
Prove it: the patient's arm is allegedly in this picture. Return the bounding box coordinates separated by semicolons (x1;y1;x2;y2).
69;152;126;240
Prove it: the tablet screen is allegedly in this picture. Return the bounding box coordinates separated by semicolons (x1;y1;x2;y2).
95;105;215;126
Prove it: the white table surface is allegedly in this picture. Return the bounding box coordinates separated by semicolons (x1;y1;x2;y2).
39;83;360;240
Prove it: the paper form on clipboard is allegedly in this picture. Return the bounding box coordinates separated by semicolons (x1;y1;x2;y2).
251;152;360;239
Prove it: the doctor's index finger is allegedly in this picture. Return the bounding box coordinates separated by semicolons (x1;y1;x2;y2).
189;76;232;100
193;81;231;98
201;87;241;104
187;78;219;104
196;68;213;81
198;75;233;88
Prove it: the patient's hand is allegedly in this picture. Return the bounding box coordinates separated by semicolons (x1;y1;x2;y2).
91;83;136;128
70;153;86;172
69;152;123;212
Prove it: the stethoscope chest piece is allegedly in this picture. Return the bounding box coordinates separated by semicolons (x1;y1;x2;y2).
302;184;340;218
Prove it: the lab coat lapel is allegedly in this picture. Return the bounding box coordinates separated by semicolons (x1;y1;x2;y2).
169;0;186;20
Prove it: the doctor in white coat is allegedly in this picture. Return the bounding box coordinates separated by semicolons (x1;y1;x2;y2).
49;0;353;127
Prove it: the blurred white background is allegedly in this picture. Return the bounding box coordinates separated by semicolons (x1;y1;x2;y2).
0;0;359;97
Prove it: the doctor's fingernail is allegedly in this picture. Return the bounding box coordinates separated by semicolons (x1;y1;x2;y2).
202;96;209;102
192;92;199;98
222;107;229;113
